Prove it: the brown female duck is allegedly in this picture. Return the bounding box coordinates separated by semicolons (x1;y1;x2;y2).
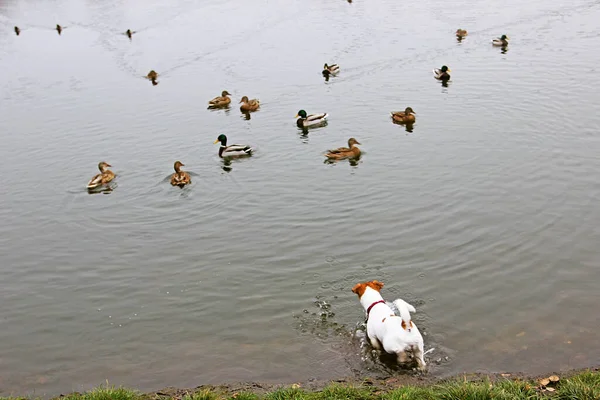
239;96;260;112
170;161;191;187
325;138;361;160
390;107;416;124
87;162;115;190
455;29;468;38
208;91;232;108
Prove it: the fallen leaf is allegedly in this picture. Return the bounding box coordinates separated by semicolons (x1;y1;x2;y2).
546;387;556;392
516;331;526;337
539;378;550;386
291;383;301;389
501;373;511;377
549;375;560;382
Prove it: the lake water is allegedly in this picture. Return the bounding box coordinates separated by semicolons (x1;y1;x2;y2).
1;0;600;396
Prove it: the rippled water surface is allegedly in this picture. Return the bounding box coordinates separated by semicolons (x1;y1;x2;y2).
2;0;600;396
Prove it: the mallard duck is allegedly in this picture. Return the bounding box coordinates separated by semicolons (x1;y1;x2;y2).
208;91;232;108
325;138;361;160
455;29;468;38
239;96;260;112
14;26;21;36
147;70;158;80
391;107;416;124
87;162;115;190
56;24;62;35
296;110;328;128
322;63;340;78
125;29;135;39
214;134;253;158
492;35;509;46
433;65;451;81
170;161;191;187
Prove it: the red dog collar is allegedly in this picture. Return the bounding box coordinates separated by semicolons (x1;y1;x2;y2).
366;300;386;317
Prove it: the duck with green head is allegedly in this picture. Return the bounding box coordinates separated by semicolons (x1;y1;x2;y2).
433;65;451;81
214;134;253;158
492;34;509;46
296;109;328;128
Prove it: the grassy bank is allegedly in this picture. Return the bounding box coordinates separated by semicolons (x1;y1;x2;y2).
3;370;599;400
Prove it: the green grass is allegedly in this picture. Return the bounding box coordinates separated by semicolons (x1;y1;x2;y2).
2;370;600;400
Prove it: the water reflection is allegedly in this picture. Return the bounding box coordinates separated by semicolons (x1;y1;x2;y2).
208;105;231;115
87;182;116;195
500;46;509;54
324;153;362;167
391;121;415;133
240;110;252;120
221;159;233;172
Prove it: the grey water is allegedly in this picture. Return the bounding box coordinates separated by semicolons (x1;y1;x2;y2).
1;0;600;396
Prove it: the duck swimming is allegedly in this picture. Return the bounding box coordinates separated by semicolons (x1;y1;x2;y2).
146;70;158;85
492;34;509;46
455;29;468;38
325;138;361;160
208;91;232;108
214;134;253;158
390;107;416;124
296;109;328;128
170;161;191;187
56;24;62;35
87;162;115;190
14;26;21;36
322;63;340;78
125;29;136;39
433;65;451;81
239;96;260;112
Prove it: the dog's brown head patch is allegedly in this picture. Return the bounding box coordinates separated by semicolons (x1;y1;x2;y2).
351;280;384;297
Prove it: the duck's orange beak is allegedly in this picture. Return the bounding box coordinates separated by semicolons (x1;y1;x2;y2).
214;139;220;144
295;114;299;118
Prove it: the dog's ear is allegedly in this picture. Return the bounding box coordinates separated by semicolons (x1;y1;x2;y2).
351;283;363;294
371;280;384;290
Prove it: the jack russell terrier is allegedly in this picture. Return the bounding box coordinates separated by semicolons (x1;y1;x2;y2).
352;280;426;371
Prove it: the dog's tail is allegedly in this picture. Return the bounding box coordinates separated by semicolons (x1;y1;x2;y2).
393;299;416;331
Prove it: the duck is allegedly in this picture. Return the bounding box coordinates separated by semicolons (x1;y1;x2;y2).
433;65;451;81
296;109;328;128
125;29;135;39
322;63;340;78
390;107;416;124
146;70;158;85
170;161;191;187
214;134;253;158
87;162;115;190
208;90;232;108
56;24;62;35
14;26;21;36
492;34;509;46
325;138;361;160
239;96;260;112
456;29;468;38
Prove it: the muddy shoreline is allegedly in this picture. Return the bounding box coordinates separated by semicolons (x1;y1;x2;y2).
126;366;600;399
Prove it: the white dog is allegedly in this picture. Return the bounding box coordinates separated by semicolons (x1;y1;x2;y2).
352;280;426;371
